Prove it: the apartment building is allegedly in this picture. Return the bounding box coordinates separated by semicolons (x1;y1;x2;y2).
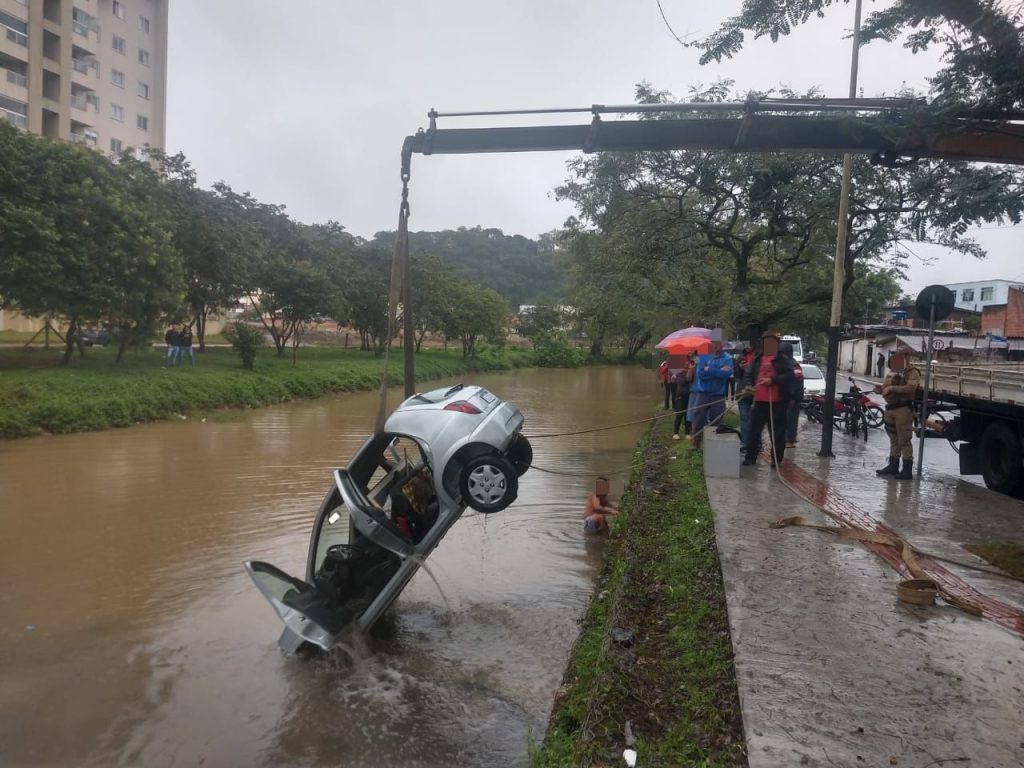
0;0;167;155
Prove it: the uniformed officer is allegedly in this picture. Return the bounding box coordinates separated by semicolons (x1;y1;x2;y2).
875;352;922;479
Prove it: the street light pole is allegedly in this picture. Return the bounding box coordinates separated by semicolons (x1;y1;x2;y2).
819;0;864;458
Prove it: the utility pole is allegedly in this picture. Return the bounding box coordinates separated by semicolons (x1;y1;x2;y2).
819;0;864;458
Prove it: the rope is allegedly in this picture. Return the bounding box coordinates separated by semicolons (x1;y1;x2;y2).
764;403;989;613
526;393;734;439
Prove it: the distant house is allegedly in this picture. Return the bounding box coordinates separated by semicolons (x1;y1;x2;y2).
944;279;1024;314
981;285;1024;338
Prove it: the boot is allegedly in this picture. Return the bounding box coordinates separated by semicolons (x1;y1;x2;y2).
895;459;914;480
876;457;899;476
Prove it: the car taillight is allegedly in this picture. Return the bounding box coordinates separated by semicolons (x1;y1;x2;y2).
444;401;481;414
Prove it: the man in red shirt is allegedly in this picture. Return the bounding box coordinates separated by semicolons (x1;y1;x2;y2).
742;335;797;467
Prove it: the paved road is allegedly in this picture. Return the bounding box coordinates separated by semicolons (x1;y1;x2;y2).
705;416;1024;768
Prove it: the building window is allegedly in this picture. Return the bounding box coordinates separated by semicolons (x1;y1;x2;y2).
110;103;124;122
113;1;126;20
0;11;29;46
981;286;994;301
110;138;123;154
111;68;124;87
137;114;148;131
137;81;149;99
139;15;149;33
950;290;957;302
138;48;150;66
962;288;975;302
112;35;126;54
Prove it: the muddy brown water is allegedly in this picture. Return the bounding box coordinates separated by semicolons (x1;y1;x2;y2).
0;366;655;767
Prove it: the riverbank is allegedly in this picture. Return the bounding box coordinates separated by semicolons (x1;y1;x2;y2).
532;417;747;767
0;345;532;439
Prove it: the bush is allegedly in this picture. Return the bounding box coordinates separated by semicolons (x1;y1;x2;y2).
224;322;266;370
532;330;586;368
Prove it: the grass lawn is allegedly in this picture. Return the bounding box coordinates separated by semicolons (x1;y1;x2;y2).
0;344;532;439
532;415;746;767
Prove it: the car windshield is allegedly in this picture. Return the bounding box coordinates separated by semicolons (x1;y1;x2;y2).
801;365;824;379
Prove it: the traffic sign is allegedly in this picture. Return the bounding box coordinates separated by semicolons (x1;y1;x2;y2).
932;339;945;350
916;285;956;322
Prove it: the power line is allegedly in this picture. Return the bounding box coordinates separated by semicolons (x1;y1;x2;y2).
655;0;690;47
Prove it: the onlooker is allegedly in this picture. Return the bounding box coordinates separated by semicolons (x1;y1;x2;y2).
742;334;796;467
178;324;195;366
876;351;885;378
583;477;618;534
659;360;671;410
164;325;180;366
782;341;804;447
736;346;755;449
690;340;734;449
671;355;693;440
685;351;699;432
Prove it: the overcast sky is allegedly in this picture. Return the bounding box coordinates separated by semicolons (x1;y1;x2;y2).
165;0;1021;296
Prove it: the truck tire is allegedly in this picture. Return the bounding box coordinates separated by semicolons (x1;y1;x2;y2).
978;421;1024;496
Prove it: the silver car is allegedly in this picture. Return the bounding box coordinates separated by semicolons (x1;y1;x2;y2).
245;384;532;653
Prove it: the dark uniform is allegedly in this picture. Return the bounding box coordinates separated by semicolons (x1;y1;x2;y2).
877;363;921;479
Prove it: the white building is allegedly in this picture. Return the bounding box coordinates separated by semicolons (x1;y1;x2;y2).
944;280;1024;314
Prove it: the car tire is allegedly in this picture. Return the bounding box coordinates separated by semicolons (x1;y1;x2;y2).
507;434;533;477
459;454;518;513
979;420;1024;496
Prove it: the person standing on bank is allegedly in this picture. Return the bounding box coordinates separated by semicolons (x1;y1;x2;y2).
736;345;755;449
164;325;180;366
659;359;671;410
876;351;886;378
875;352;921;480
742;334;796;467
178;324;195;366
690;340;734;449
671;355;693;440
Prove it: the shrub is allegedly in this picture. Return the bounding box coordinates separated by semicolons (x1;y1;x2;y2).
224;322;266;370
532;330;586;368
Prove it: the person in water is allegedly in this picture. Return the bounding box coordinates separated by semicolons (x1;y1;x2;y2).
583;477;618;534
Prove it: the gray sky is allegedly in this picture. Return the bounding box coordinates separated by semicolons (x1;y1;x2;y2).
166;1;1021;297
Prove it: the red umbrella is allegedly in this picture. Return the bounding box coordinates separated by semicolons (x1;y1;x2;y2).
655;326;712;349
657;336;711;354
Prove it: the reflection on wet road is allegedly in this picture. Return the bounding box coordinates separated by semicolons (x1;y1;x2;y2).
0;367;654;767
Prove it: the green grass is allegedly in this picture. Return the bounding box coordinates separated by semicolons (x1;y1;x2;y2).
963;542;1024;579
0;344;533;439
532;416;747;767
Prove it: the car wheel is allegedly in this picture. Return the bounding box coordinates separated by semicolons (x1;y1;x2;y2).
507;434;532;477
459;454;518;513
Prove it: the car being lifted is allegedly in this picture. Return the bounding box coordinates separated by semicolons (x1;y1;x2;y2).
245;383;532;653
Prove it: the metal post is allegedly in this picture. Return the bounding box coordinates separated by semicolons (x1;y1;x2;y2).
819;0;863;458
916;297;936;477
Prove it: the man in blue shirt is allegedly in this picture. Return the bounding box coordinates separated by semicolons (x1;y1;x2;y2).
690;340;734;448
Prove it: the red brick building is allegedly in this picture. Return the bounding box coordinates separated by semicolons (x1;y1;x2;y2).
982;286;1024;338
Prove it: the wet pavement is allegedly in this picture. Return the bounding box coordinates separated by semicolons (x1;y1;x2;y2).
706;412;1024;768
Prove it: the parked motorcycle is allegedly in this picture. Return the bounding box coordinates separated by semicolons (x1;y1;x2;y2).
804;377;884;430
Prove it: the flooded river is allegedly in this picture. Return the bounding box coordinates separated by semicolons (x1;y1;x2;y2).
0;366;654;767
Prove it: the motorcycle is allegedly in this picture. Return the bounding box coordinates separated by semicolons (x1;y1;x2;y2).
804;377;884;431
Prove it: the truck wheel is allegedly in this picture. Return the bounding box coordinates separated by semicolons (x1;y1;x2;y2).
978;421;1024;496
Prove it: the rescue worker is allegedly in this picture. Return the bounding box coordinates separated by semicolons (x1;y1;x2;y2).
875;352;921;480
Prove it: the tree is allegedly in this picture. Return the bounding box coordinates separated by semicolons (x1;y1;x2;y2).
0;123;183;364
438;281;510;357
347;248;392;353
689;0;1024;116
518;304;564;338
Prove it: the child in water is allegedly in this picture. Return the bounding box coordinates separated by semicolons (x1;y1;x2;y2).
583;477;618;534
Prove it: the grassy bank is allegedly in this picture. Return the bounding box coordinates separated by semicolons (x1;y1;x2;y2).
532;417;746;767
0;344;532;439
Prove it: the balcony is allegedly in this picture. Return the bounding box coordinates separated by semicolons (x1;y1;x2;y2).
70;131;97;147
71;57;89;74
4;26;27;46
5;68;25;87
0;107;26;129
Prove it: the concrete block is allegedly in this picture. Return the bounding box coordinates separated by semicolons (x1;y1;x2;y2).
703;430;741;478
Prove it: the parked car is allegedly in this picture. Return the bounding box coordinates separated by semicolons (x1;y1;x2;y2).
800;363;827;400
245;383;532;653
77;328;110;347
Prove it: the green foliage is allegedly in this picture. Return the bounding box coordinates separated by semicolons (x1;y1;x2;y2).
224;322;266;370
371;226;568;308
517;304;564;338
0;346;532;439
531;330;586;368
438;281;510;357
689;0;1024;115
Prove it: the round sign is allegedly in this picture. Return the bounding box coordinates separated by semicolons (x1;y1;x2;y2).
916;285;956;322
932;339;945;350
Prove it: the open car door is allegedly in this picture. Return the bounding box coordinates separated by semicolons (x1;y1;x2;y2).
244;560;349;652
